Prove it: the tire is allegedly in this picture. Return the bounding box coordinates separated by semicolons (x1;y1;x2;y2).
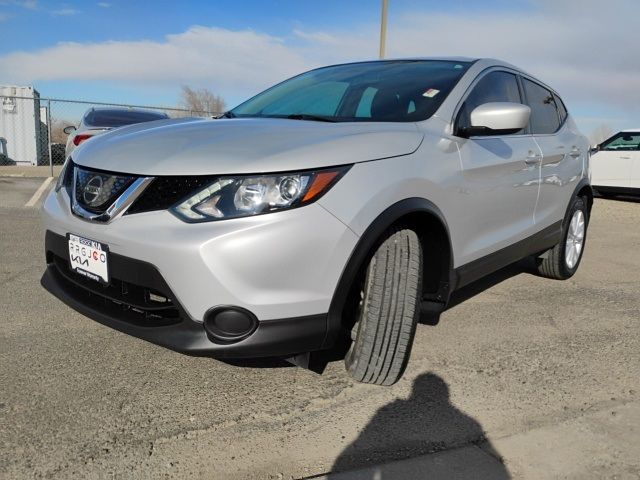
536;196;588;280
345;228;422;386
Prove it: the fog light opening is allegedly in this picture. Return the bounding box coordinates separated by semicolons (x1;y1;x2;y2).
204;306;259;344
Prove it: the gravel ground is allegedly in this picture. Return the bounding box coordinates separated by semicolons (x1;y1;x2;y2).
1;182;638;479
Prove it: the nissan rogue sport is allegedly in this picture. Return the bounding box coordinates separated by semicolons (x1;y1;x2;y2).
42;58;592;385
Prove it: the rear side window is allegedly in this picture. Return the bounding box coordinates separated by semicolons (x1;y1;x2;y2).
457;71;523;134
84;109;168;128
522;79;560;134
600;132;640;151
554;94;568;123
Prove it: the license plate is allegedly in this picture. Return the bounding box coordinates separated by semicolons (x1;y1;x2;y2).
67;233;109;284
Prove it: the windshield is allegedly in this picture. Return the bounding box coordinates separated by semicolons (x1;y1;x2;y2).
84;109;168;128
231;60;471;122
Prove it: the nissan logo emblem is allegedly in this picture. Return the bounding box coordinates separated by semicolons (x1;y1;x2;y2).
83;175;104;205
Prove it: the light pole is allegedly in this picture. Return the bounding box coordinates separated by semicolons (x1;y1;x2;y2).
379;0;388;59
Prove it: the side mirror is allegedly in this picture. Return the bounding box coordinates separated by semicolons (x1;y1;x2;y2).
589;145;600;154
462;102;531;137
63;125;76;135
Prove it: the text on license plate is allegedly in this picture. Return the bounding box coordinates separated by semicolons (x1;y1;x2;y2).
67;233;109;284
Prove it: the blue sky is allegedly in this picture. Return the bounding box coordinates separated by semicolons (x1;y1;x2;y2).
1;0;638;138
0;0;529;54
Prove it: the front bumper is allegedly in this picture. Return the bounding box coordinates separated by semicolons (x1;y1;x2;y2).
42;230;328;357
41;186;359;357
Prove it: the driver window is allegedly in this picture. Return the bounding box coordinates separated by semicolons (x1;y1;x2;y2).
458;71;523;134
600;132;640;151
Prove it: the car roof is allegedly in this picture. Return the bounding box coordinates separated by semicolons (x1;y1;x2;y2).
319;57;540;85
83;106;167;114
327;56;519;69
621;128;640;132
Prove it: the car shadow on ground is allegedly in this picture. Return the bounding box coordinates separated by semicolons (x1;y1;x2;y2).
422;257;538;326
221;259;539;371
330;373;511;479
218;357;295;369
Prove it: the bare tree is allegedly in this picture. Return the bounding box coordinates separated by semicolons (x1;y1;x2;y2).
50;118;76;144
589;124;614;146
179;86;226;116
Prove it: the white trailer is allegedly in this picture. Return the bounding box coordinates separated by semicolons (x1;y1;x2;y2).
0;85;48;166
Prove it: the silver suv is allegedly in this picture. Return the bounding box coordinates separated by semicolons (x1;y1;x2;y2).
42;58;591;385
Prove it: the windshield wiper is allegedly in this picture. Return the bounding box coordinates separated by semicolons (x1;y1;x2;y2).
218;111;236;118
286;113;337;123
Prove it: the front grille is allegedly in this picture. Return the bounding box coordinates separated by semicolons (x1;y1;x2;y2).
74;166;137;213
45;231;183;327
126;175;217;215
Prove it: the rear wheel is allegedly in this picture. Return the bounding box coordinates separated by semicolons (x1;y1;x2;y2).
536;196;588;280
345;228;422;386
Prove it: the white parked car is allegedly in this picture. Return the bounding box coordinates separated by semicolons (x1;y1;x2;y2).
64;108;169;157
591;129;640;196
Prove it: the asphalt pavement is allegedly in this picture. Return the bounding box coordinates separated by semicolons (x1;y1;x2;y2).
1;176;639;479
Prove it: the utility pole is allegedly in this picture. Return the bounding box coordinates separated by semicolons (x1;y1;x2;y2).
379;0;388;59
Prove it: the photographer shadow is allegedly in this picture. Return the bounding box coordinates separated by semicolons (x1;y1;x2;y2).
330;373;510;479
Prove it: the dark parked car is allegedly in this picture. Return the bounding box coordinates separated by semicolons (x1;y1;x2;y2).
63;108;169;157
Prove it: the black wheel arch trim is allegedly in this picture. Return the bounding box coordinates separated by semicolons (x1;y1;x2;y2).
571;178;593;215
324;197;454;347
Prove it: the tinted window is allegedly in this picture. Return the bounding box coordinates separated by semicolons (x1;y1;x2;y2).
522;79;560;134
554;94;568;123
232;60;471;122
600;132;640;151
84;109;168;128
457;71;522;133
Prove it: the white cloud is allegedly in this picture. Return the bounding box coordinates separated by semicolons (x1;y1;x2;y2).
0;0;638;121
0;27;312;97
17;0;36;9
51;7;79;16
97;2;110;7
0;0;37;9
380;5;640;111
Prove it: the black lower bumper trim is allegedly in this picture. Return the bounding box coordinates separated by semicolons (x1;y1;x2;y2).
42;266;328;358
42;230;329;358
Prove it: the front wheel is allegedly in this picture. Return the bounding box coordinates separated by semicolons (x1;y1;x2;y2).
345;228;422;386
536;196;588;280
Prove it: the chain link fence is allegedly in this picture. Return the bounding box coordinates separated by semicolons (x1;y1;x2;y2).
0;93;219;171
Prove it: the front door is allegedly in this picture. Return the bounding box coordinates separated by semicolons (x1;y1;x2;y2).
454;70;540;265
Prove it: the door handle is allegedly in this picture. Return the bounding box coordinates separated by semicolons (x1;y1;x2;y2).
525;153;542;165
569;147;582;158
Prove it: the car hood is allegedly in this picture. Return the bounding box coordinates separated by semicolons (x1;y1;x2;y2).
71;117;423;176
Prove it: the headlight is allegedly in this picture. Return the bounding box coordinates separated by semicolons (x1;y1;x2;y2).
171;165;351;222
55;157;73;193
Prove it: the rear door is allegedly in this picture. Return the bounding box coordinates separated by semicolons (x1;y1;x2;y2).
521;78;584;228
592;132;639;189
454;70;541;265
